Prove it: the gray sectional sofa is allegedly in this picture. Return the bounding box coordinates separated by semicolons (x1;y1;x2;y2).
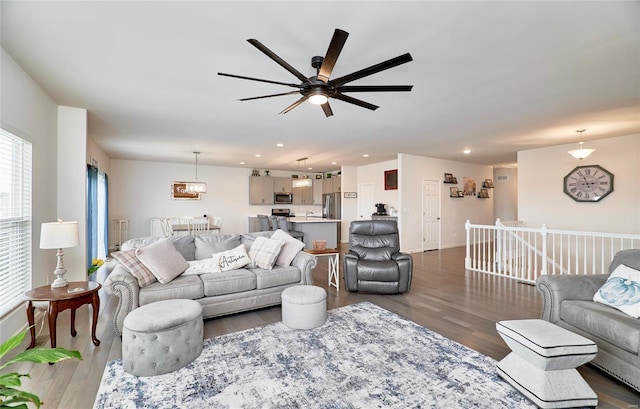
105;231;317;336
536;249;640;392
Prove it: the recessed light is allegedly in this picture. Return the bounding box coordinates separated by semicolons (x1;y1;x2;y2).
463;149;471;154
239;162;245;165
331;162;337;165
276;143;284;147
255;154;261;157
363;154;369;158
308;167;312;170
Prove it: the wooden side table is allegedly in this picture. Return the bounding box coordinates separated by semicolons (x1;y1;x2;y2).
24;281;101;349
305;249;340;291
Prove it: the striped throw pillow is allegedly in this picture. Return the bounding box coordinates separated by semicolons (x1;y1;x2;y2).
248;236;285;270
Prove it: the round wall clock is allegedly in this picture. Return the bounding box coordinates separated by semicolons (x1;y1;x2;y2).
563;164;614;202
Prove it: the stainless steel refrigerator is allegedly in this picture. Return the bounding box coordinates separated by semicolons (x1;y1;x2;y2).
322;193;341;243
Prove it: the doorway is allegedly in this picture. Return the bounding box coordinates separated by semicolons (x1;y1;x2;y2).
422;179;440;251
357;183;374;220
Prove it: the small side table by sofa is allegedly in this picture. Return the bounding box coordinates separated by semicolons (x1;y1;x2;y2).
305;249;340;291
24;281;101;349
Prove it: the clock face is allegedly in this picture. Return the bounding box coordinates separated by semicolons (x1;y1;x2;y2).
563;165;614;202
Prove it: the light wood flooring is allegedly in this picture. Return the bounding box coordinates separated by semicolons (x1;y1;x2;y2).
10;245;640;408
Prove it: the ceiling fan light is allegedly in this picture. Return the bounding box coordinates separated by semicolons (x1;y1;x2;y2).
309;93;328;105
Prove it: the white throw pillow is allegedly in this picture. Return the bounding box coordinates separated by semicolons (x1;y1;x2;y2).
211;244;251;272
248;236;285;270
183;258;219;275
271;229;305;266
593;264;640;318
135;238;189;284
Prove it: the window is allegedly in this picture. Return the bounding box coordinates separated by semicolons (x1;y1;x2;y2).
0;129;32;317
87;164;108;266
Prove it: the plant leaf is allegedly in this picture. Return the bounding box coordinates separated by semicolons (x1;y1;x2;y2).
0;330;26;360
0;372;29;387
0;385;42;408
0;347;81;371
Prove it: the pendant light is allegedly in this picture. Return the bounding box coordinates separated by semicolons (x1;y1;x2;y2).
568;129;595;160
186;152;207;193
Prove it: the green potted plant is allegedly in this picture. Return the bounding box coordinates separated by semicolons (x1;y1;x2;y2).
0;328;81;408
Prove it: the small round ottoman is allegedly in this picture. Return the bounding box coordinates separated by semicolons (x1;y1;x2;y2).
122;299;203;376
281;285;327;329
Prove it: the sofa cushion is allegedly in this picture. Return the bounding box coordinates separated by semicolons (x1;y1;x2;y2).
122;235;195;261
357;260;400;282
139;275;204;306
561;300;640;354
112;249;156;288
200;269;257;296
272;229;305;266
248;236;285;270
195;234;241;260
241;231;273;252
594;264;640;318
136;238;189;284
252;265;301;289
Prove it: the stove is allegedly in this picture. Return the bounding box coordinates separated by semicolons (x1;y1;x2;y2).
272;208;292;217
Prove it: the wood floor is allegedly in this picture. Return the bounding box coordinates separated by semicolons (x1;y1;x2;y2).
10;245;640;408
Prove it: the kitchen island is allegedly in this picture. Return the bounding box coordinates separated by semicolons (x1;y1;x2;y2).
288;217;341;249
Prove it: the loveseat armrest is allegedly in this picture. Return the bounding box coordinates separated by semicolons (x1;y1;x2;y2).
104;264;140;336
536;274;609;323
290;251;317;285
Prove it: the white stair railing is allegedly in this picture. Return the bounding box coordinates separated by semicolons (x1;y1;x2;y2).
465;219;640;284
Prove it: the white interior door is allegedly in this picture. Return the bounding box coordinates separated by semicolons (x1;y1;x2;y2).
422;179;440;251
358;183;374;219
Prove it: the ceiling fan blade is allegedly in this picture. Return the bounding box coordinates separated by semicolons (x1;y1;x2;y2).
279;96;309;114
239;91;301;101
318;29;349;84
321;101;334;117
338;85;413;93
218;72;299;88
332;93;379;111
332;53;413;87
247;39;309;83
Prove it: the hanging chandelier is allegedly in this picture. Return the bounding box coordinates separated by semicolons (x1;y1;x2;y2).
568;129;595;160
186;152;207;193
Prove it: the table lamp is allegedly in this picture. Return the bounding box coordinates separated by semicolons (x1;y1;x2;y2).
40;219;79;288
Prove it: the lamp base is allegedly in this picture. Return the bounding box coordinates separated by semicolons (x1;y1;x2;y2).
51;249;69;288
51;277;68;288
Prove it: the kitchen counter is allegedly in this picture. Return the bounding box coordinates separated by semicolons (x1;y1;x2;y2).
290;218;340;249
287;217;341;223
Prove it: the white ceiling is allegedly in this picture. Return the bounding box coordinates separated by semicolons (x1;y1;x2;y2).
2;1;639;171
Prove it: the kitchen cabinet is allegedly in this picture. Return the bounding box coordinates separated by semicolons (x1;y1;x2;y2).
249;176;274;205
274;177;292;193
293;185;314;204
322;176;341;194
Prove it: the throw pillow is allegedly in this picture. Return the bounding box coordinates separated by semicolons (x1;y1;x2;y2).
112;249;156;288
135;238;189;284
183;258;220;275
211;244;252;272
593;264;640;318
248;236;285;270
271;229;305;266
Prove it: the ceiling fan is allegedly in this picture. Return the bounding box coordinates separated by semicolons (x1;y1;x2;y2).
218;29;413;117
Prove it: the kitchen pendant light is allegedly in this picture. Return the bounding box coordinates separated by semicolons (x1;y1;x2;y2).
568;129;595;160
186;152;207;193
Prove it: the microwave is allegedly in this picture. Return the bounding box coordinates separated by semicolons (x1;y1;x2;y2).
274;192;293;204
273;193;293;204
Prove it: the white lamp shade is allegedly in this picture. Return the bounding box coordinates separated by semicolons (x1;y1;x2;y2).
40;220;79;249
185;181;207;193
568;148;595;159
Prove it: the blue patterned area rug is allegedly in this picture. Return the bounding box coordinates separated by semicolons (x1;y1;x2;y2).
94;302;533;408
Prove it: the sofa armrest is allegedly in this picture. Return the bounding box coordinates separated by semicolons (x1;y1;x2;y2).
104;264;140;336
290;251;317;285
536;274;609;323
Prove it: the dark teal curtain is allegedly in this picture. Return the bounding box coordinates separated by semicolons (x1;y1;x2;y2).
87;164;98;268
102;172;109;256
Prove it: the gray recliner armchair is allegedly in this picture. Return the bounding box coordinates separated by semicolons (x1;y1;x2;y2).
343;220;412;294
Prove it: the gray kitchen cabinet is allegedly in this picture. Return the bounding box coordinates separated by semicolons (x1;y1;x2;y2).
322;175;341;194
274;177;292;193
249;176;274;205
293;184;314;204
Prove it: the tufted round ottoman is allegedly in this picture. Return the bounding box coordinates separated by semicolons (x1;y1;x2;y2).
122;299;203;376
281;285;327;329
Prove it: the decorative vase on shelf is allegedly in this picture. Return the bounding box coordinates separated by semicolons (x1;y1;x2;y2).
265;170;270;176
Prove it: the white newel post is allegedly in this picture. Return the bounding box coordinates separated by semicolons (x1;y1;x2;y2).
540;224;548;276
465;220;471;269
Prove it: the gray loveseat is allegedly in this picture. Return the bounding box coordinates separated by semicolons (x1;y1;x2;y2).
536;249;640;392
105;231;317;336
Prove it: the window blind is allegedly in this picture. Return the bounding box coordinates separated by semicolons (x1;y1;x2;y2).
0;129;32;317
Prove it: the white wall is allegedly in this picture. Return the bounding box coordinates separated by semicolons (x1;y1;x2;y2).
340;166;358;243
356;159;400;214
57;106;88;282
109;160;323;239
399;153;494;252
0;48;58;342
518;133;640;233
